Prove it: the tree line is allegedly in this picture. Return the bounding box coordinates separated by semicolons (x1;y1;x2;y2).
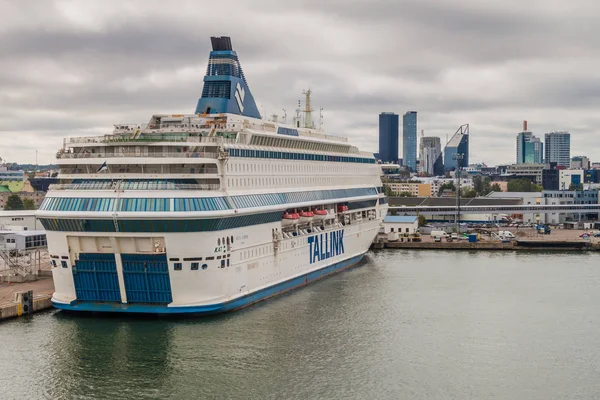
4;194;36;210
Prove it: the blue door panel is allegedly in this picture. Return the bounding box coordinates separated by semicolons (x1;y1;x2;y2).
121;254;173;304
72;253;121;302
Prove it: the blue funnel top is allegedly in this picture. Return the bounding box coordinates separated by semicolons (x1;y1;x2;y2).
195;37;261;119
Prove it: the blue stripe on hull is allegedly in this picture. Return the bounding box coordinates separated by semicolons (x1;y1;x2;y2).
52;253;366;315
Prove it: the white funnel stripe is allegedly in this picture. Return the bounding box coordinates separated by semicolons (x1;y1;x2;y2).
234;83;245;112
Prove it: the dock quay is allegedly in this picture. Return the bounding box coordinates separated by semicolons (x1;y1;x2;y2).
374;240;599;251
0;276;54;321
372;227;600;252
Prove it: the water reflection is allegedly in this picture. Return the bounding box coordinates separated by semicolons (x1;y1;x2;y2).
2;251;600;399
48;313;175;399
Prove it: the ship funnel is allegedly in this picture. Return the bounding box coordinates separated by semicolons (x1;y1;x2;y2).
195;36;262;119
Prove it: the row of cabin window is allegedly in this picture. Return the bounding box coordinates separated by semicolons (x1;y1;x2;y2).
226;148;375;164
41;187;377;213
248;135;351;154
228;162;374;174
40;196;230;212
173;259;229;271
231;188;378;209
69;179;198;190
228;176;373;189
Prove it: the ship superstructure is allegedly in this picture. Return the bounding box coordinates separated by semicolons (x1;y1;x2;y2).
40;37;387;314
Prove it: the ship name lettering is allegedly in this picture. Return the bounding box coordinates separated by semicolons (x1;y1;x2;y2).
307;229;344;264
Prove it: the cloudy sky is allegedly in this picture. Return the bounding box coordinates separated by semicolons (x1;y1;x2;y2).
2;0;599;165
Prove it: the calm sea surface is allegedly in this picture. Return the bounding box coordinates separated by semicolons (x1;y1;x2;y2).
2;250;600;399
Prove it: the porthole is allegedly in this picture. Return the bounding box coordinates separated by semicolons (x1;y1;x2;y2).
201;264;208;270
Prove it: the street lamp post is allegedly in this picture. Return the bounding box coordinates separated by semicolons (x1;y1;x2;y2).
454;153;464;234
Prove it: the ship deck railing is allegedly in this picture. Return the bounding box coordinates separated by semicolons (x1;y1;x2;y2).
49;182;221;191
65;133;238;145
57;151;220;160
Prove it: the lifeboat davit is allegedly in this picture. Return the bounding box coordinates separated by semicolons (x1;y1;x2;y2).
299;211;314;224
337;205;349;213
313;209;328;221
282;212;299;227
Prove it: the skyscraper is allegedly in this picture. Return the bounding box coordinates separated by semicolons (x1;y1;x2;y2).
516;121;543;164
403;111;417;171
419;136;443;176
378;113;399;163
444;124;469;171
544;131;570;167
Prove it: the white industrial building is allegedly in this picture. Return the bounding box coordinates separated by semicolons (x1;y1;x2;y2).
0;230;47;251
382;215;419;234
487;192;543;223
0;210;40;231
559;169;584;190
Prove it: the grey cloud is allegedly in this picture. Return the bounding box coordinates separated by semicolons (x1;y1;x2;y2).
1;0;600;165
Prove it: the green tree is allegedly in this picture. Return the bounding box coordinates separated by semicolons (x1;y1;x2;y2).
462;188;477;198
383;185;395;197
437;182;456;196
22;198;36;210
417;214;427;227
398;191;415;197
473;175;483;195
490;183;502;192
482;177;492;195
507;179;543;192
568;183;583;191
472;175;492;196
5;194;24;210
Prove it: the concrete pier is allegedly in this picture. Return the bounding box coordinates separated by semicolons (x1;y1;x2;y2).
372;228;600;252
0;276;54;321
377;240;598;251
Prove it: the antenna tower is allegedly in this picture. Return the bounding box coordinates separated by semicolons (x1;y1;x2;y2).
303;89;314;129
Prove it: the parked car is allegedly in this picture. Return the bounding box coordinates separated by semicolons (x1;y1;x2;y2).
594;233;600;238
430;230;448;239
498;231;516;239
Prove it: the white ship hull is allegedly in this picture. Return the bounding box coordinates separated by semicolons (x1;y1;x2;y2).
49;217;381;314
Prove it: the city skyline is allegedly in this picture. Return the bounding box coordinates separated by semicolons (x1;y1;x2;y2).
378;112;399;164
516;121;543;164
1;1;599;165
402;111;417;171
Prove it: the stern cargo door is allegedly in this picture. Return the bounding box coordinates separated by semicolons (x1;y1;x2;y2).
72;253;121;302
121;254;173;304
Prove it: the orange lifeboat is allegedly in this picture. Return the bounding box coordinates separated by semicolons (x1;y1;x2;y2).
313;209;328;221
282;212;299;227
299;210;314;224
337;205;349;213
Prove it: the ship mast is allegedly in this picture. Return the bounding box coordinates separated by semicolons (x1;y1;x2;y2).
303;89;315;129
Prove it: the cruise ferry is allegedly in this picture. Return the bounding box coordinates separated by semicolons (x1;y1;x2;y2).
40;36;388;315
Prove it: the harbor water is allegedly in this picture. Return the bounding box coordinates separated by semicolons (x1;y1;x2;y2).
2;250;600;399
